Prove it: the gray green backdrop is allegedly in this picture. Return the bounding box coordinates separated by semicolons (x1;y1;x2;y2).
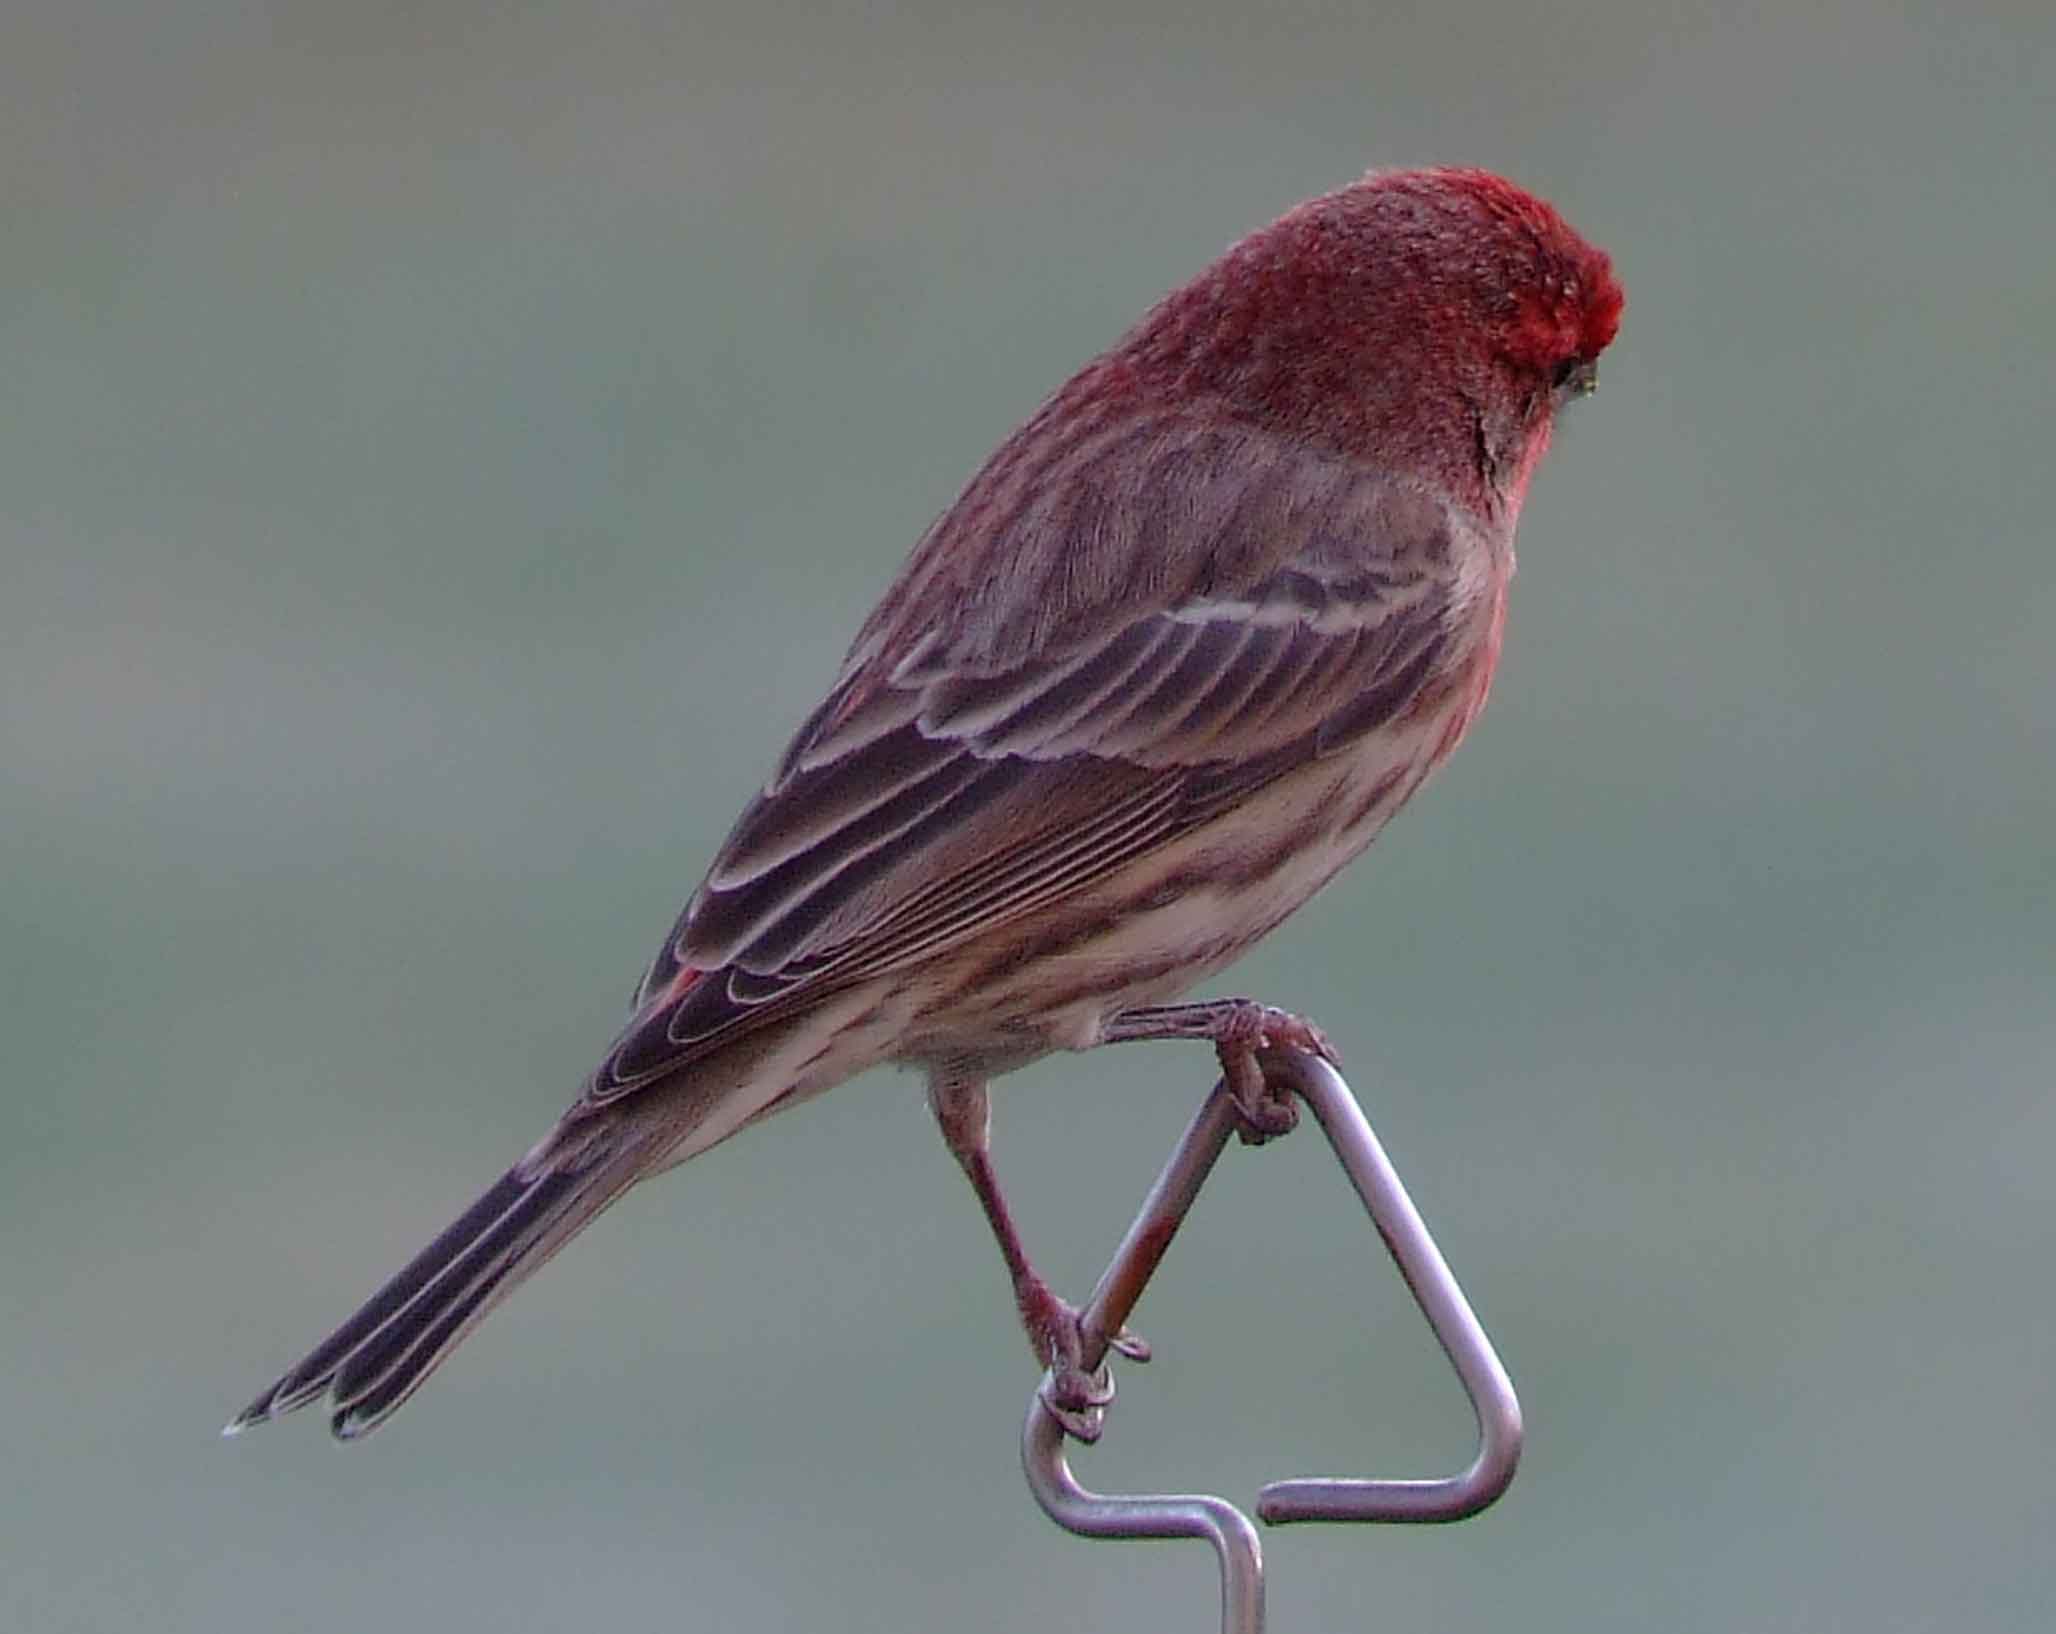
5;3;2052;1630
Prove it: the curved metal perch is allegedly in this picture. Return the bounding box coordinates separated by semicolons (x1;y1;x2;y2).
1020;1048;1522;1633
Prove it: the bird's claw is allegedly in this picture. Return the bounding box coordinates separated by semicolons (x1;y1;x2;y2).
1229;1080;1300;1144
1214;1002;1329;1144
1040;1359;1117;1442
1024;1281;1148;1442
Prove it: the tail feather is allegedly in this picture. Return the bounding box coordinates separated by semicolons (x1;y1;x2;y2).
228;1142;641;1441
323;1167;585;1435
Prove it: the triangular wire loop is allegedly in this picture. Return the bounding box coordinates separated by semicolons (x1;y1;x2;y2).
1255;1049;1522;1524
1019;1049;1522;1633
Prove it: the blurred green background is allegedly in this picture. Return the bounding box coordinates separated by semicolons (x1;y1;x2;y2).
5;3;2052;1630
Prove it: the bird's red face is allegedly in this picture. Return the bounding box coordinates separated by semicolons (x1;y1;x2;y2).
1479;179;1623;485
1480;180;1623;375
1370;168;1624;512
1482;202;1623;502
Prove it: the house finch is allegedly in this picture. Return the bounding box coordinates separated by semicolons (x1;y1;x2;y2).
230;166;1621;1443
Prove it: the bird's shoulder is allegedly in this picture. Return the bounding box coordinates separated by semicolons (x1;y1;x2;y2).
814;401;1490;763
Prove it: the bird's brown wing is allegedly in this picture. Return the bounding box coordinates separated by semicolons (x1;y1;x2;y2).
586;422;1473;1103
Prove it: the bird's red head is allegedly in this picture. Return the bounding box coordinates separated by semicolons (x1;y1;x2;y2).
1118;166;1623;520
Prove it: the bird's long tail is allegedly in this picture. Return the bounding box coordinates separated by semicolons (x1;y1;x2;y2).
227;1128;649;1441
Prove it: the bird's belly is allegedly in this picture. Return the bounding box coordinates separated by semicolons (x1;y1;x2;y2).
903;724;1447;1067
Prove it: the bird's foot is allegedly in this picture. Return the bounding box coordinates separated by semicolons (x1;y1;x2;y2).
1209;1000;1335;1144
1020;1276;1149;1443
1103;996;1336;1143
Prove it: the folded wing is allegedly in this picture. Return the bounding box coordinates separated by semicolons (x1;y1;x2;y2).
590;419;1471;1102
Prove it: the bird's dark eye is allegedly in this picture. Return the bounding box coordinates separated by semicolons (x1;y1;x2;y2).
1553;356;1598;399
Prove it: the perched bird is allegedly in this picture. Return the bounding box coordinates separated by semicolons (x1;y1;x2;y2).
229;165;1621;1443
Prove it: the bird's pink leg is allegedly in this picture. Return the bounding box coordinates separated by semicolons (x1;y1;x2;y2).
927;1073;1148;1440
1102;998;1338;1143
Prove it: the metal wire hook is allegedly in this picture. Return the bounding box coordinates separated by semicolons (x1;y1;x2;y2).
1020;1048;1523;1633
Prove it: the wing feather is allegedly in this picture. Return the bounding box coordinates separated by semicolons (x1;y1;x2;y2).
586;425;1481;1105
